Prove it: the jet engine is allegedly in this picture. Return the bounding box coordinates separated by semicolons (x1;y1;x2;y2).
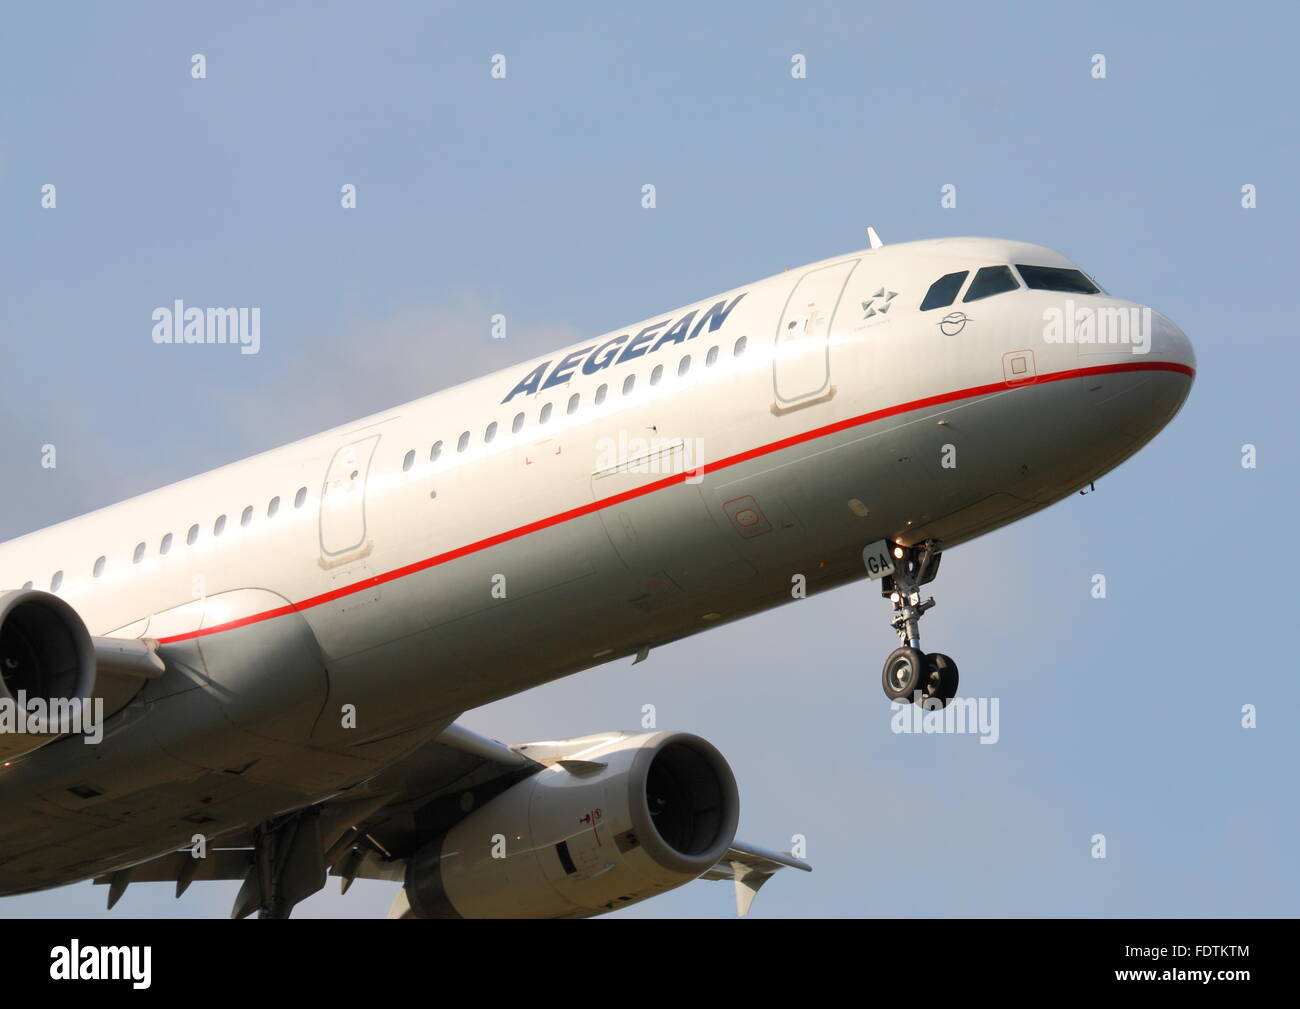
401;730;739;918
0;589;98;760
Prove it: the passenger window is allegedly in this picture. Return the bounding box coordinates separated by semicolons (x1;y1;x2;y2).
187;524;199;545
595;384;607;405
567;394;579;414
512;412;524;433
678;356;691;376
706;346;719;367
1015;265;1100;294
485;421;498;443
93;556;105;578
623;374;635;395
21;581;32;591
457;431;470;452
430;441;443;463
920;271;969;311
539;403;553;424
402;450;415;471
241;505;254;526
734;336;747;356
963;265;1019;303
214;515;227;536
133;542;146;564
51;571;63;592
161;532;173;554
294;487;307;508
650;365;663;386
267;497;280;518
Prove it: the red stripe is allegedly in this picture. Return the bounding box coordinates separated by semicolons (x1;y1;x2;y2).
157;360;1192;644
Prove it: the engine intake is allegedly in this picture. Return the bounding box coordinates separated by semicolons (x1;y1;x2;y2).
402;731;739;918
0;589;97;759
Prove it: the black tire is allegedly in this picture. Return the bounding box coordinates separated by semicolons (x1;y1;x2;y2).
882;647;927;702
923;652;960;707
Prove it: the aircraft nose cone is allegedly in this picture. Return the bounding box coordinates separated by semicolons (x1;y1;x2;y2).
1080;307;1195;453
1150;309;1196;377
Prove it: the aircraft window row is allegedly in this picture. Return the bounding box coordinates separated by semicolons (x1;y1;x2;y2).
33;485;312;593
27;335;754;595
397;335;749;478
921;263;1103;312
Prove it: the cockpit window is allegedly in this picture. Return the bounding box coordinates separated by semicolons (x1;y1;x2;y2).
920;271;968;311
1015;264;1100;294
963;265;1019;303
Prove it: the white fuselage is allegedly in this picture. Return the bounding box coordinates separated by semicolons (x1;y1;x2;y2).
0;236;1194;893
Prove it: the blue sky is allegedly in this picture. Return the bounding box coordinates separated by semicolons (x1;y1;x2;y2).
1;1;1296;918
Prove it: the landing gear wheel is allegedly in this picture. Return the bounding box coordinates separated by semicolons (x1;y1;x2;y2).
882;647;927;703
921;652;960;708
868;539;959;705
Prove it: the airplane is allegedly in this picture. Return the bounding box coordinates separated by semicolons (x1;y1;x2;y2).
0;233;1195;918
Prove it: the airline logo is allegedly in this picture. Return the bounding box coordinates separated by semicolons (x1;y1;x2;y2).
501;292;748;403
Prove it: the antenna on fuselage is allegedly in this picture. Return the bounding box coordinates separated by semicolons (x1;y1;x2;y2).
867;227;884;249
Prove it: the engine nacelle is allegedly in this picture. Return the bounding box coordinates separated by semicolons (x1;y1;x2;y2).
0;589;97;759
403;730;739;918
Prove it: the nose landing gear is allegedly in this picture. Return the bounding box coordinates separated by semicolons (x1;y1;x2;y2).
873;540;959;707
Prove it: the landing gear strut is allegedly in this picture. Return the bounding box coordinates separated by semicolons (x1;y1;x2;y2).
875;540;959;707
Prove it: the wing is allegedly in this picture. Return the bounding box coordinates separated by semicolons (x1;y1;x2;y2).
93;724;541;914
94;724;810;918
699;841;813;916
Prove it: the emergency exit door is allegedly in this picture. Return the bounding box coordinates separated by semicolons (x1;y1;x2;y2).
320;434;380;563
773;259;858;408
